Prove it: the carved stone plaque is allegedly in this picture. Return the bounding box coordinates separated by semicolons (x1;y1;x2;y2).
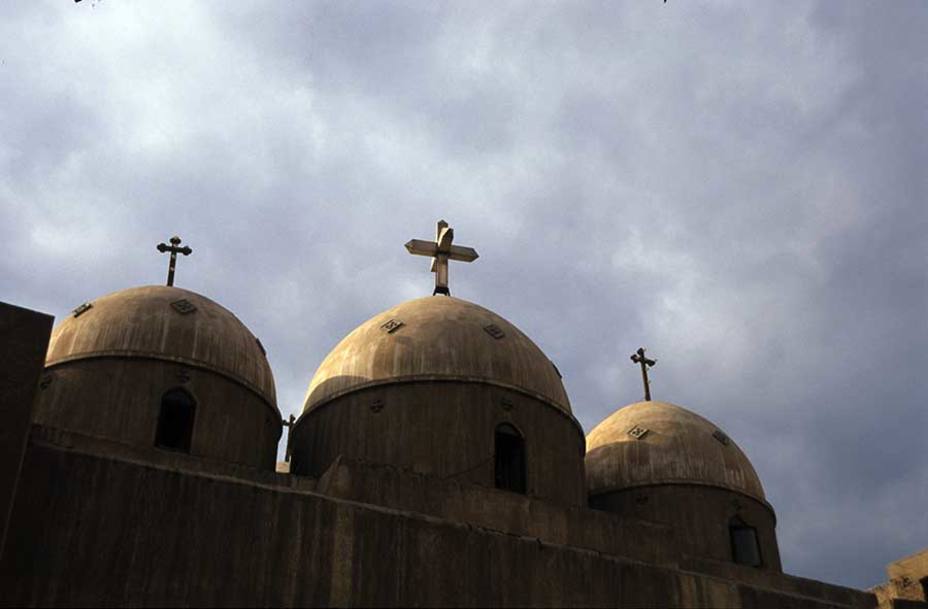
72;302;93;318
170;299;197;315
483;324;505;339
380;319;404;334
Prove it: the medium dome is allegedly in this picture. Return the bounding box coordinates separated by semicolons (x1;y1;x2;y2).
303;296;570;414
47;285;276;407
585;401;765;502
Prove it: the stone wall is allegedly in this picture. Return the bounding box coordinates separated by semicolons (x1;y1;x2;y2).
313;456;679;566
0;303;52;557
34;357;281;470
292;381;586;507
872;548;928;609
591;484;781;571
1;426;877;608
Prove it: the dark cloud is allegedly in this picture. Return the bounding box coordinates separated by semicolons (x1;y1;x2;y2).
2;0;925;590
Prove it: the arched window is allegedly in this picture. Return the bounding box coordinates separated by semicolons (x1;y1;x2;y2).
494;423;526;494
730;516;762;567
155;388;196;453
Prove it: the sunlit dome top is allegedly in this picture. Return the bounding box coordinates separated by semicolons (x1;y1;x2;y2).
303;296;570;414
46;285;276;407
585;401;766;503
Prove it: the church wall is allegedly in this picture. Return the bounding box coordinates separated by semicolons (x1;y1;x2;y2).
34;358;281;470
291;381;586;507
1;428;876;608
313;457;867;605
682;556;871;608
312;455;679;566
590;484;781;572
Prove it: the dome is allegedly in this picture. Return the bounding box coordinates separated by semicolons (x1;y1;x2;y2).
46;285;276;407
585;401;765;502
303;296;570;414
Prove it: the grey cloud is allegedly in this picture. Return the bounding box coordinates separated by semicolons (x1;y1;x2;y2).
1;0;925;590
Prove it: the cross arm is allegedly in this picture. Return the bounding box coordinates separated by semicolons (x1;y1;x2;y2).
405;239;439;257
447;245;478;262
157;243;193;255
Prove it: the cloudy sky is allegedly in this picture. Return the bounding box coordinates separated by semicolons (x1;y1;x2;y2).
2;0;926;590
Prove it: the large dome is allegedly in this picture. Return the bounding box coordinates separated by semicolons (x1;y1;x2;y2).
585;401;765;502
303;296;570;414
46;285;276;407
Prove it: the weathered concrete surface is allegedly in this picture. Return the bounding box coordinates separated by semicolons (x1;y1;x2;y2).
871;547;928;609
303;295;571;414
586;401;766;503
314;456;679;566
0;303;52;557
293;381;586;506
1;427;876;608
24;425;317;493
35;358;281;470
34;285;282;470
683;557;872;608
592;484;781;572
46;285;276;406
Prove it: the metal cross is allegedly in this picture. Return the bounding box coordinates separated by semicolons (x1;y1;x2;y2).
630;347;657;401
156;236;192;287
405;220;479;296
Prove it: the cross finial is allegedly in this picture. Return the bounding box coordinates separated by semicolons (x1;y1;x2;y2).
405;219;478;296
630;347;657;401
156;235;192;287
282;414;296;462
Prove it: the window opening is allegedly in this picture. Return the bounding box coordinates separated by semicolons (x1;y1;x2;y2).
494;423;526;494
155;388;196;453
730;516;762;567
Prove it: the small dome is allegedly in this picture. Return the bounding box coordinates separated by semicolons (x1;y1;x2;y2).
303;296;569;413
585;401;765;502
47;285;275;406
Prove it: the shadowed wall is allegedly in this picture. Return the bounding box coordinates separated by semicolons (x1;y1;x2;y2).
0;428;875;608
591;484;781;572
34;358;281;470
292;381;586;507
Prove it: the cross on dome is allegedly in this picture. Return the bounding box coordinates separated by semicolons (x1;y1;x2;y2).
405;220;478;296
156;236;192;287
631;347;657;401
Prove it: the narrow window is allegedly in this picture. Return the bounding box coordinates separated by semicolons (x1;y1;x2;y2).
494;423;526;494
155;388;196;452
730;516;762;567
